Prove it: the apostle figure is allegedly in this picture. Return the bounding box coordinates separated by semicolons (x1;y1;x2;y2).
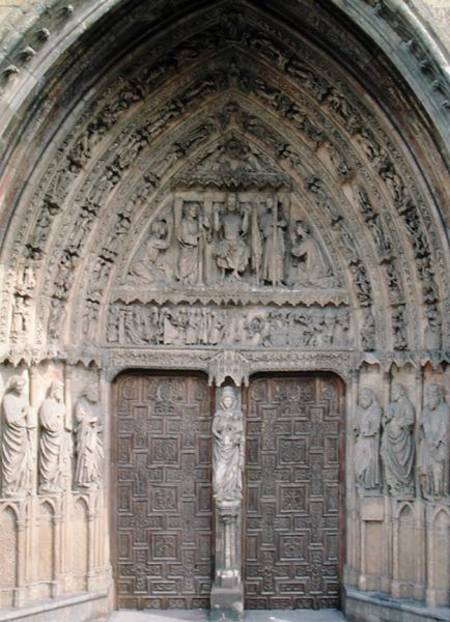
128;218;171;284
214;194;250;281
261;198;286;286
74;384;103;488
212;386;244;503
177;202;208;285
290;220;331;285
418;384;449;499
381;384;415;495
39;380;72;493
1;375;35;497
353;388;382;491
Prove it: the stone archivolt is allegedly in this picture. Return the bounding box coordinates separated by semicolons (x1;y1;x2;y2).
0;6;446;360
0;1;449;619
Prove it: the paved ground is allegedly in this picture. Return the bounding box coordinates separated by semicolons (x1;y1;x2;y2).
110;610;346;622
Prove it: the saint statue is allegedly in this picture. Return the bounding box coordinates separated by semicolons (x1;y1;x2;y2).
128;218;171;283
290;220;331;285
381;384;415;496
1;375;35;497
260;198;286;286
213;194;250;280
39;380;72;493
74;384;103;488
353;388;382;491
176;202;209;285
418;384;449;499
212;386;244;503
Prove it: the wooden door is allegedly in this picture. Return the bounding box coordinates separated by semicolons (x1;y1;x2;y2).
244;374;344;609
113;373;213;609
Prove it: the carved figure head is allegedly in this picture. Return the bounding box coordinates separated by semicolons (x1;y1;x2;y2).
391;383;406;402
226;193;238;212
220;385;237;410
150;219;167;238
295;220;309;238
8;374;26;396
84;383;99;404
49;380;64;402
359;387;375;409
425;383;443;410
185;201;200;218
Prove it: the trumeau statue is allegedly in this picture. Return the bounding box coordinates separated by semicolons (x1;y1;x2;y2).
74;384;103;489
381;384;415;496
354;388;382;491
419;384;449;499
212;386;244;504
1;375;35;497
39;381;72;493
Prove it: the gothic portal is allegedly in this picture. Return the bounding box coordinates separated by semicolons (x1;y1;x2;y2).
0;1;449;622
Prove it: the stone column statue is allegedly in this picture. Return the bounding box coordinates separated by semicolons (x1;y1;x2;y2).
74;384;103;488
353;388;382;491
419;384;449;499
211;386;244;621
1;375;35;497
212;386;244;502
39;380;72;493
381;384;415;496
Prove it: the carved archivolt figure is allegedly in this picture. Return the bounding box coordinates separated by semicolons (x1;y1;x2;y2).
381;384;415;496
75;384;103;488
353;388;382;491
1;375;35;497
290;220;331;285
39;381;72;493
128;218;171;283
214;194;250;280
212;386;244;503
419;384;449;499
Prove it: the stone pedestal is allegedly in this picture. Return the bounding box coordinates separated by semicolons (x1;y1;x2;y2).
210;500;244;621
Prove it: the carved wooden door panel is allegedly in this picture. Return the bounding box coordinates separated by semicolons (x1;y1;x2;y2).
244;375;344;609
114;373;213;609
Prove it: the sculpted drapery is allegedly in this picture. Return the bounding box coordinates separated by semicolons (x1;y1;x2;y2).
39;380;72;493
354;388;382;491
75;384;103;488
1;375;35;497
381;383;415;495
419;384;449;499
212;386;244;503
